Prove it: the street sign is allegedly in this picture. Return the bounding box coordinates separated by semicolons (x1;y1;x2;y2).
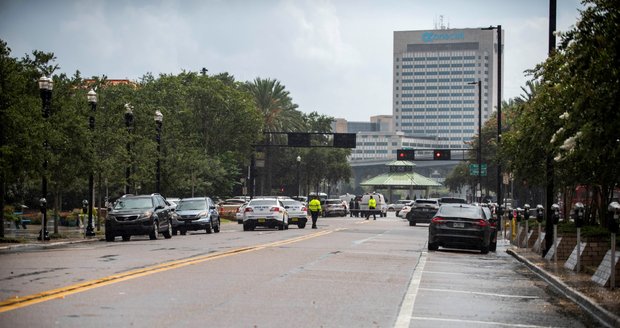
469;164;487;176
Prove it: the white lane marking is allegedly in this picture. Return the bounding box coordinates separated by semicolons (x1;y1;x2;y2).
394;251;427;328
411;316;564;328
418;287;540;299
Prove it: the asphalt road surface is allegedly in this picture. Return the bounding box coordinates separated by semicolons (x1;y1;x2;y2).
0;215;597;327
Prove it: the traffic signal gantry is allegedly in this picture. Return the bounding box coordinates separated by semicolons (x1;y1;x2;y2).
395;148;468;161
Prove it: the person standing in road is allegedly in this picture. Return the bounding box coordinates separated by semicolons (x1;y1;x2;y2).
366;195;377;220
354;198;360;217
308;195;322;229
349;199;355;217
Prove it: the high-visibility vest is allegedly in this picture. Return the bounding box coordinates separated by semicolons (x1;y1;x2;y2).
369;198;377;209
308;199;321;212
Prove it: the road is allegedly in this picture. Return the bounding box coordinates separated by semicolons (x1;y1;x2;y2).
0;215;597;327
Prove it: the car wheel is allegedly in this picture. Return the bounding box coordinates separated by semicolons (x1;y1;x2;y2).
278;220;285;230
409;220;416;226
163;220;172;239
243;222;251;231
214;219;220;233
149;221;158;240
481;244;489;254
428;242;438;251
206;221;213;234
172;228;178;236
298;223;306;229
489;241;497;252
180;228;187;235
105;231;115;242
122;235;131;241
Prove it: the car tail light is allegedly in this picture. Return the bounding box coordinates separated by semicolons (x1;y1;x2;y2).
431;217;446;224
270;207;281;212
244;207;253;213
475;219;489;227
490;221;497;228
301;207;307;211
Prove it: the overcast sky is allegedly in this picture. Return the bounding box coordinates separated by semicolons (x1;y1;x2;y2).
0;0;584;121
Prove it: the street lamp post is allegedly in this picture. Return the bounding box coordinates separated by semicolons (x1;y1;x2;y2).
124;104;134;194
154;110;163;194
85;89;97;237
468;80;482;203
296;156;301;197
38;76;53;241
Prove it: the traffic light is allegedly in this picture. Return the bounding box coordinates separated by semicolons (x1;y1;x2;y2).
433;149;451;160
287;132;311;147
333;133;357;148
397;149;415;160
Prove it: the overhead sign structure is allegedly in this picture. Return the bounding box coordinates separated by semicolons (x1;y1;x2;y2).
333;133;357;148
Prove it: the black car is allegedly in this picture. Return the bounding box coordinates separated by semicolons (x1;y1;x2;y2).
173;197;220;235
428;204;491;254
407;199;439;226
105;194;174;242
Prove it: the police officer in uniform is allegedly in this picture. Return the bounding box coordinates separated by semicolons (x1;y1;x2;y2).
366;195;377;220
308;195;322;229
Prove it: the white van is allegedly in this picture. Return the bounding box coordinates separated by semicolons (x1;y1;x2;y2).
360;193;388;217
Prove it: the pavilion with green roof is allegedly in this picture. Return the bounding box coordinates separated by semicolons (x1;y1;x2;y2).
359;160;442;201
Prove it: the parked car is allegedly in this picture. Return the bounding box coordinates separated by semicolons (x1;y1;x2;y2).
323;199;347;217
428;204;491;254
397;201;414;219
243;198;289;231
173;197;220;235
235;203;248;224
281;199;308;228
407;198;440;226
481;205;497;252
105;194;173;242
219;198;246;220
388;200;413;216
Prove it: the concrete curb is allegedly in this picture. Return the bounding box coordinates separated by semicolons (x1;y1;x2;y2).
0;238;100;251
507;248;620;328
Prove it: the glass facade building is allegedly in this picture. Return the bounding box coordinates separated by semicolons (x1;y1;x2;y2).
393;28;503;149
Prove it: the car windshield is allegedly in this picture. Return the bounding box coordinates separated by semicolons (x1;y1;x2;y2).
281;200;300;206
177;200;207;211
114;197;152;210
249;200;277;206
438;205;482;219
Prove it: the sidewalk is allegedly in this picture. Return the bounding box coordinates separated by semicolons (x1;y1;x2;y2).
502;238;620;328
0;223;100;250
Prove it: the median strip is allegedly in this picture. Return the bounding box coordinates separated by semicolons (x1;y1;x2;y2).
0;229;339;313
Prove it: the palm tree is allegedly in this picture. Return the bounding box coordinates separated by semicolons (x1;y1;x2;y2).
244;78;305;133
244;78;305;194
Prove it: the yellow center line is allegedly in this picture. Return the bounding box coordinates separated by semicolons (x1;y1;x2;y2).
0;228;343;313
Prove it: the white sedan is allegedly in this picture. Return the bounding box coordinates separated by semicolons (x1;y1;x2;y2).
242;198;289;231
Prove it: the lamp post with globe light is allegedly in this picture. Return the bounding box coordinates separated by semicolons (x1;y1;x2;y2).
85;89;97;237
38;76;53;241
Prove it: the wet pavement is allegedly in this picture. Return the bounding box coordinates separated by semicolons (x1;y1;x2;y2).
1;223;620;327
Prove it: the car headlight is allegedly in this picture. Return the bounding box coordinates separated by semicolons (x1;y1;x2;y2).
138;211;154;220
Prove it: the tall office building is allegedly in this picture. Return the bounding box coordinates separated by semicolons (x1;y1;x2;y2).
393;28;503;148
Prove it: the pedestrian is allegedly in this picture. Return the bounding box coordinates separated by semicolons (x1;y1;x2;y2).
308;195;322;229
354;198;360;217
349;199;355;217
366;195;377;220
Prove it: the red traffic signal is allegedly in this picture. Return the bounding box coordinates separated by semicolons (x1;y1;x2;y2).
397;149;415;160
433;149;451;160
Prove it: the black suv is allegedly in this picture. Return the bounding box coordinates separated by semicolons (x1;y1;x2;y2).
105;194;174;242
